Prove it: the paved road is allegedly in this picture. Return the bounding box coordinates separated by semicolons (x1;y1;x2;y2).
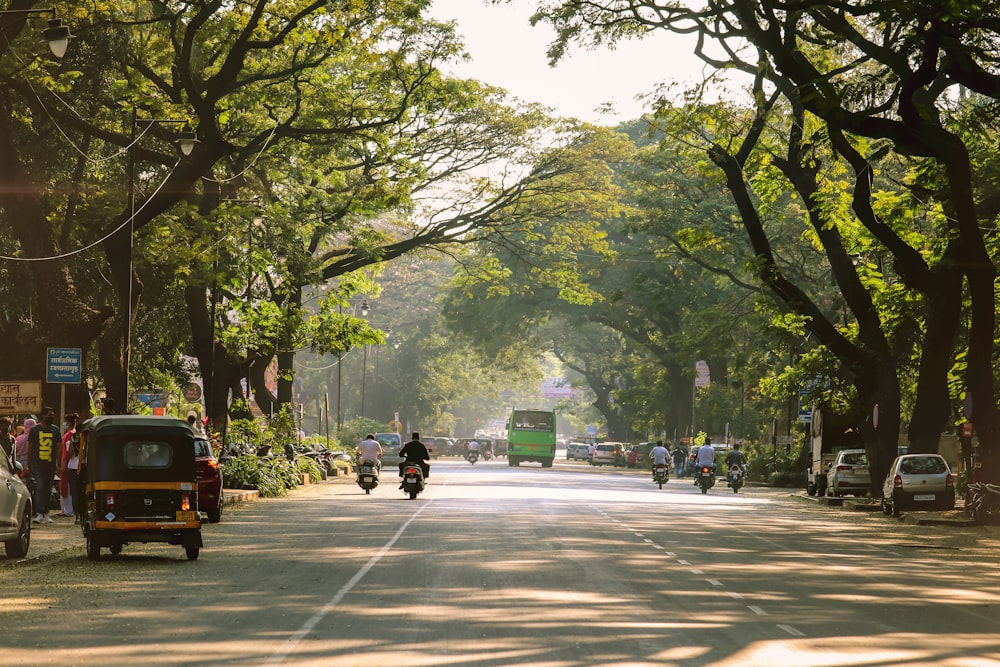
2;459;999;666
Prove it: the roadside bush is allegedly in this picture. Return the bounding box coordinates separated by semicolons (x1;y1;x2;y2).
296;455;324;481
222;455;301;497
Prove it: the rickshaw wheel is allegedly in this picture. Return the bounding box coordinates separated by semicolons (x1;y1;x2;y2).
186;547;200;561
85;532;100;560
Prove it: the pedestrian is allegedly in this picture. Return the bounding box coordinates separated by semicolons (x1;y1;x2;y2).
59;413;79;517
14;417;35;470
28;407;61;524
672;444;687;478
0;416;13;460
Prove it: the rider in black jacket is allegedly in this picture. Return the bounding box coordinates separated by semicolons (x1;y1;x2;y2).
399;432;430;482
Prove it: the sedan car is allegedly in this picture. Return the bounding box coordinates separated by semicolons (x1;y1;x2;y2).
194;438;224;523
826;448;871;497
881;453;955;517
0;448;32;558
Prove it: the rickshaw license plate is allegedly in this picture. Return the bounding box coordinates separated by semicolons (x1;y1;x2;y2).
176;511;197;521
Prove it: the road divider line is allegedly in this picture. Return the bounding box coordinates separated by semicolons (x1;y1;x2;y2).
707;579;723;586
777;624;805;637
748;605;767;615
265;501;432;665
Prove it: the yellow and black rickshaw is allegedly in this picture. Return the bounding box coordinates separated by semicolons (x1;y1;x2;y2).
78;415;203;560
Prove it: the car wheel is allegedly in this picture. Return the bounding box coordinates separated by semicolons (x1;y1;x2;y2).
206;504;222;523
806;482;817;497
186;547;200;561
892;493;902;518
881;496;892;515
4;506;31;558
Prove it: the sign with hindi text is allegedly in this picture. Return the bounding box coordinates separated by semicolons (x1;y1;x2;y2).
0;381;42;414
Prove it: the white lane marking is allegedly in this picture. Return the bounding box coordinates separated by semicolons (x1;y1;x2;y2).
706;579;723;586
643;538;654;543
690;568;705;575
677;559;690;565
748;605;768;615
664;552;675;557
652;545;664;550
727;591;744;600
634;533;644;537
778;624;805;637
265;502;431;664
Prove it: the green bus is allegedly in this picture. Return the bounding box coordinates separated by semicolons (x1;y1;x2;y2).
507;409;557;468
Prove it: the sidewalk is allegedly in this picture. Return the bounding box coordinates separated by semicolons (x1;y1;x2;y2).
11;487;263;563
792;491;978;526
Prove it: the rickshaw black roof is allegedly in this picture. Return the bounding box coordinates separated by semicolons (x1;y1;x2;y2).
81;415;194;438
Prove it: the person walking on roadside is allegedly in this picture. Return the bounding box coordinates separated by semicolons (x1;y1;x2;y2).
14;417;35;471
0;416;13;460
672;445;687;478
28;407;61;524
59;413;79;517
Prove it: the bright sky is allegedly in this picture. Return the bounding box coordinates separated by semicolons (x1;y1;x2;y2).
430;0;708;125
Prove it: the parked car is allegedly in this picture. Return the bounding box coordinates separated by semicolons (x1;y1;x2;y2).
0;448;31;558
826;448;871;497
881;453;955;517
374;432;403;467
567;443;590;461
591;442;626;467
194;438;223;523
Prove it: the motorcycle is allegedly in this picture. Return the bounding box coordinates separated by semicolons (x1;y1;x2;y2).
966;482;1000;524
356;461;379;494
466;450;479;465
697;465;715;494
400;462;425;499
652;463;669;489
482;449;493;461
727;464;744;494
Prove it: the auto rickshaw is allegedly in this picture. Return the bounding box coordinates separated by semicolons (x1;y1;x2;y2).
78;415;203;560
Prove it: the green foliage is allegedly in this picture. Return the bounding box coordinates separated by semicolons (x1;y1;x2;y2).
337;417;386;449
296;455;324;481
221;455;299;497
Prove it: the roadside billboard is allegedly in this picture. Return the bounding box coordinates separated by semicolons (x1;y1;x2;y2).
0;381;43;415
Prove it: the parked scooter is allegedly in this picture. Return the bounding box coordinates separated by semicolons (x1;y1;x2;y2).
967;482;1000;524
652;463;669;489
697;465;715;494
357;461;380;494
400;462;425;499
466;450;479;465
727;464;745;494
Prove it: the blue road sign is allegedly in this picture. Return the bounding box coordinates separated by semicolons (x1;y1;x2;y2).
46;347;81;384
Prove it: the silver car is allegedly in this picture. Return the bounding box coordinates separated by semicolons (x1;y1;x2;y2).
0;448;32;558
881;453;955;517
826;448;870;497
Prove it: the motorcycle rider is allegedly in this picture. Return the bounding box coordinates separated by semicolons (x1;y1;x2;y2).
467;439;480;458
650;440;669;480
399;432;430;487
694;436;717;485
725;442;746;486
356;433;383;471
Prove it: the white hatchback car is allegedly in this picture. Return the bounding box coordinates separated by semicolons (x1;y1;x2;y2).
0;448;32;558
881;453;955;517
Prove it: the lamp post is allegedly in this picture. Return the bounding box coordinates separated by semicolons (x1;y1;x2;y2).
0;8;74;58
124;113;198;400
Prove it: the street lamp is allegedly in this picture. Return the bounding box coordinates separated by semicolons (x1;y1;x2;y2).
0;8;74;58
124;113;199;401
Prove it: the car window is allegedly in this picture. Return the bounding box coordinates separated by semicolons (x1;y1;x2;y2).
900;457;946;475
842;452;867;465
194;439;213;457
125;441;173;468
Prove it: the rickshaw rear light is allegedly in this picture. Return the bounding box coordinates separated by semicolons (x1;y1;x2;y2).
181;492;191;511
206;458;219;470
105;491;116;507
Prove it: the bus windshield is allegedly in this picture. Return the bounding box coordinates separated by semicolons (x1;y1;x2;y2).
512;411;554;432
